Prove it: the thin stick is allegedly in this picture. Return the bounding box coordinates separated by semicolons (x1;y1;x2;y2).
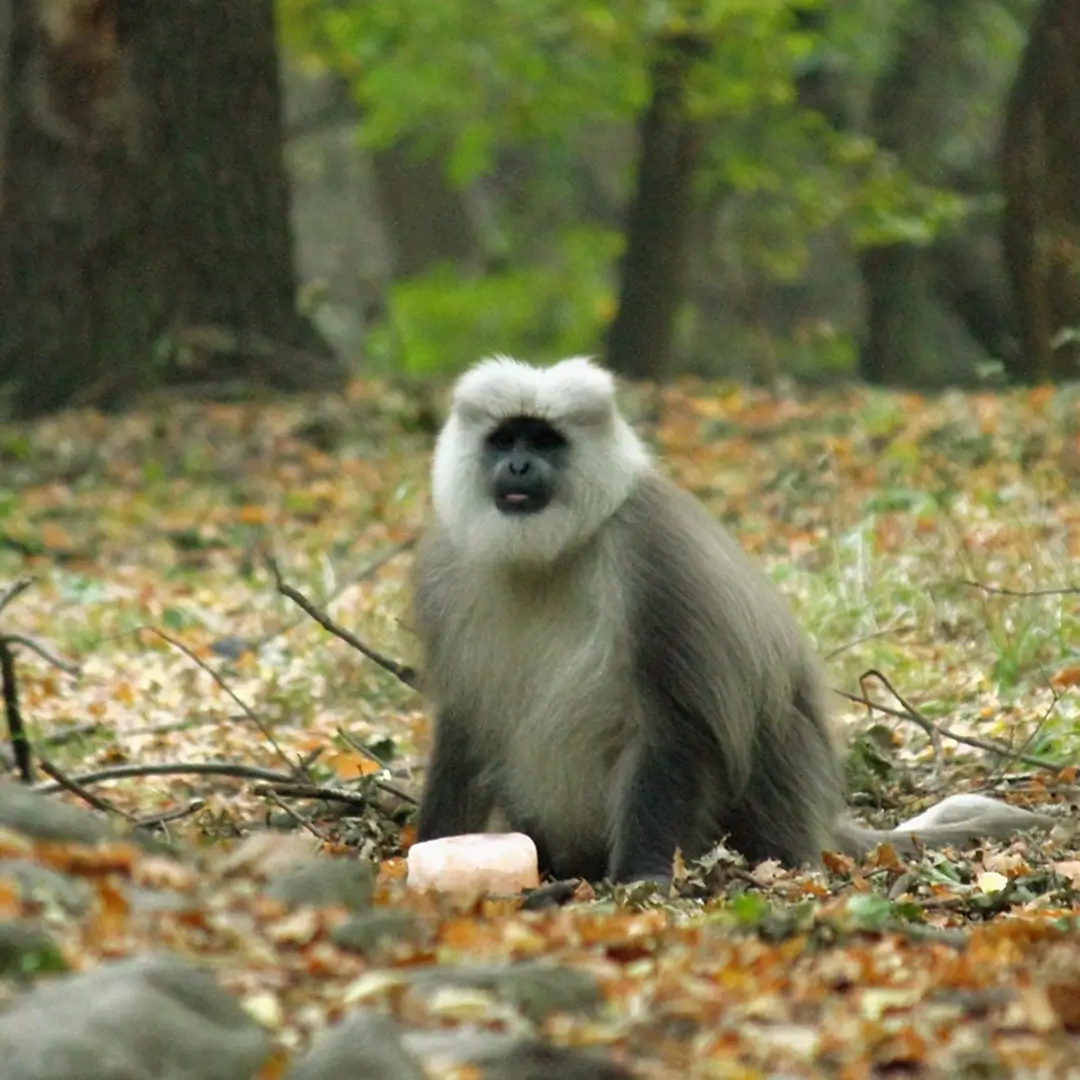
135;800;206;829
142;628;305;778
840;678;1064;772
36;755;133;819
3;634;81;676
0;637;31;782
949;579;1080;598
266;556;418;689
0;578;33;618
859;668;944;777
254;539;415;649
825;623;915;660
33;760;297;793
336;726;417;804
251;781;371;809
263;790;329;841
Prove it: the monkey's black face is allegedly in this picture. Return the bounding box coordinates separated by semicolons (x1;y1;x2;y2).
484;416;568;516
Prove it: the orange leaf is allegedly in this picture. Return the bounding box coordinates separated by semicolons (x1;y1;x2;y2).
1047;979;1080;1030
1051;666;1080;689
237;504;269;525
39;521;75;551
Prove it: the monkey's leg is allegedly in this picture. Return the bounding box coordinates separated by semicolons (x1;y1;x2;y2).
723;705;841;867
606;715;716;883
416;712;494;840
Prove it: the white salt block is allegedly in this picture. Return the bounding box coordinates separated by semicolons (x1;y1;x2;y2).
407;832;539;894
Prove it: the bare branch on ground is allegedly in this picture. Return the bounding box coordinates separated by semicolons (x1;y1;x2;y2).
142;627;308;780
36;755;134;819
266;555;418;689
842;668;1066;773
948;579;1080;598
33;760;298;793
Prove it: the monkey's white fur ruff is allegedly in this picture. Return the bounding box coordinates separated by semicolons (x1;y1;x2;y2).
431;356;651;565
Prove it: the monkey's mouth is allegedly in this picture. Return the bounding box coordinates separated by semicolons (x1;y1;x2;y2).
495;490;550;515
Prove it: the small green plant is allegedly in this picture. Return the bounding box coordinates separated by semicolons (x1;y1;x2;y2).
366;226;623;375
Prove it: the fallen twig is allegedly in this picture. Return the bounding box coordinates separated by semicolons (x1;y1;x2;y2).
0;578;33;618
142;627;309;780
0;637;31;782
39;722;109;746
825;623;915;660
841;670;1065;773
2;633;81;676
134;799;206;830
253;540;415;650
948;579;1080;598
251;781;371;809
264;790;330;841
987;681;1062;785
33;760;297;793
859;668;945;778
335;726;418;804
36;755;134;819
266;555;418;689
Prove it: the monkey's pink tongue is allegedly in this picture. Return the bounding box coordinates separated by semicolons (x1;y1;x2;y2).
503;493;529;503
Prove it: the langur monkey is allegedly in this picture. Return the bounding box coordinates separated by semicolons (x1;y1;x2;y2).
412;356;1055;883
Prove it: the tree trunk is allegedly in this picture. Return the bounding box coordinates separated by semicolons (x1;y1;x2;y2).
1001;0;1080;383
858;246;936;385
371;139;482;278
606;35;704;382
0;0;339;418
856;0;1016;386
857;4;948;385
0;0;10;197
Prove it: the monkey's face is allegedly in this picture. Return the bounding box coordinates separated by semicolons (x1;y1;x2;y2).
483;416;568;517
430;355;652;565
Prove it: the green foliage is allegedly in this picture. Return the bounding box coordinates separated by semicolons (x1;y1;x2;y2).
279;0;1024;372
845;723;899;799
367;226;622;375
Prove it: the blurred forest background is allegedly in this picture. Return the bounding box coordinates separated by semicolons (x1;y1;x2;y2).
0;0;1077;418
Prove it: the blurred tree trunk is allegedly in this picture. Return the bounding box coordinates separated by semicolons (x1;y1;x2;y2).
0;0;339;418
1001;0;1080;383
857;3;963;386
793;5;1017;386
0;0;10;196
372;140;483;277
606;35;704;381
855;0;1024;387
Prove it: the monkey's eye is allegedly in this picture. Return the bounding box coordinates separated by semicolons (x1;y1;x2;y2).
531;427;568;452
486;428;516;453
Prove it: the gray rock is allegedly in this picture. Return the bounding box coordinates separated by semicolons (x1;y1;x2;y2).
478;1041;632;1080
403;1030;631;1080
284;1011;426;1080
408;962;602;1022
0;859;93;914
0;952;270;1080
0;920;65;978
0;781;112;845
330;911;423;956
266;858;375;911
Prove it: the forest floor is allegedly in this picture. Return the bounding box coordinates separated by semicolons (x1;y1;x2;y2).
0;375;1078;1078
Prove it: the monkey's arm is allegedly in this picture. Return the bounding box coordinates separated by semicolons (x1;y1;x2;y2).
415;711;494;841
